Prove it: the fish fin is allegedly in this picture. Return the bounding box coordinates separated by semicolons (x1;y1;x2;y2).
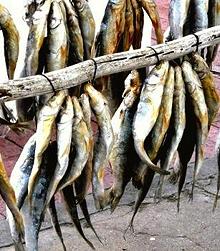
48;197;67;251
61;186;95;250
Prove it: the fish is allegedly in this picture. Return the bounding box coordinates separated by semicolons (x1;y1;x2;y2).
45;96;73;207
57;96;90;190
17;0;52;122
63;0;84;64
108;70;141;211
28;90;67;204
134;66;174;193
108;0;135;113
94;0;126;92
177;92;196;210
21;142;57;251
182;61;209;199
122;0;134;51
169;0;191;40
155;65;186;200
190;52;220;126
95;0;126;56
84;83;114;209
132;61;170;176
0;4;19;80
74;0;96;59
214;128;220;210
111;70;141;140
109;99;140;212
61;185;95;250
40;0;69;110
45;0;69;72
138;0;163;44
7;134;36;251
21;0;52;76
0;154;24;249
192;0;208;33
75;93;94;203
206;0;220;67
130;0;144;49
48;196;67;251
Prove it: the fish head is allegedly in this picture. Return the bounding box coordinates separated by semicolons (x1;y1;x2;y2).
72;96;84;123
190;52;209;78
84;83;106;114
48;1;63;31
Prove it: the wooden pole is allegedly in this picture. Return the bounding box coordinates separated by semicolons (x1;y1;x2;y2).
1;25;220;102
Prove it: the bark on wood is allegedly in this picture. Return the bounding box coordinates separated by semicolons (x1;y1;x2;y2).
0;26;220;101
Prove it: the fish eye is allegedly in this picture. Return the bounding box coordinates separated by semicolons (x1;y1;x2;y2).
50;18;61;29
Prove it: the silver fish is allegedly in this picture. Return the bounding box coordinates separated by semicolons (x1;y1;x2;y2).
0;4;19;80
84;83;114;209
169;0;191;40
28;90;67;204
22;142;57;251
45;0;69;72
63;0;84;64
7;134;36;251
182;61;209;198
45;96;73;206
132;61;170;175
74;0;96;59
156;66;186;200
57;96;90;190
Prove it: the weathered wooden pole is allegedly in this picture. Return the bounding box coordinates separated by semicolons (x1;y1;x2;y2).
0;25;220;102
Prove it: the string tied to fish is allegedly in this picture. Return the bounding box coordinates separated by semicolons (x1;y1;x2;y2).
146;46;160;64
41;73;56;94
191;33;202;53
90;58;98;85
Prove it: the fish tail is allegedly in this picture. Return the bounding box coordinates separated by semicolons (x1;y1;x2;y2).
61;186;95;250
191;146;204;200
177;162;187;212
134;141;170;175
14;241;25;251
127;169;155;233
213;147;220;211
48;197;67;251
78;197;103;245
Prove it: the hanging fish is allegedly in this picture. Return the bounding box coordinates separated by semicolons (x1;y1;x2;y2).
63;0;84;64
0;4;19;80
132;61;170;175
190;52;220;127
130;0;144;49
138;0;163;44
28;90;67;204
45;96;73;206
182;61;209;198
7;135;36;251
74;0;96;59
84;83;114;209
169;0;191;40
57;96;90;190
156;65;186;200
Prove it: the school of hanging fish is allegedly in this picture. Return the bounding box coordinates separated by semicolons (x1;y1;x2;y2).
0;0;220;250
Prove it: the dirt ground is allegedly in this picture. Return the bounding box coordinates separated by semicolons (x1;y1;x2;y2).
1;0;220;250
